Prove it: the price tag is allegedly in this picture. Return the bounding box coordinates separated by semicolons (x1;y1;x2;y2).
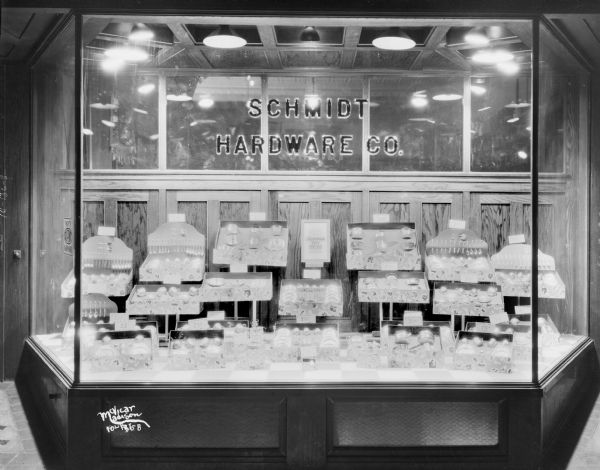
163;275;181;285
448;219;467;230
489;312;510;325
167;213;186;223
249;212;266;221
230;263;248;273
297;313;317;323
207;310;226;320
460;271;479;283
110;313;130;331
97;226;116;237
188;318;209;329
372;213;390;223
303;269;321;279
300;346;317;360
472;322;495;333
514;306;532;318
381;261;398;271
509;234;526;244
403;310;423;326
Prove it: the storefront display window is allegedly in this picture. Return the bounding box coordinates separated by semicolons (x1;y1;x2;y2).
27;16;590;387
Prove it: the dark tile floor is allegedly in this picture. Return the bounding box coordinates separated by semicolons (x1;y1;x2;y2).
1;379;600;469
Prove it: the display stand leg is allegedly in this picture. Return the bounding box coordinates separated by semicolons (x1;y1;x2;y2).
234;301;238;320
451;313;455;332
389;302;393;321
461;315;465;331
251;300;257;326
379;303;383;332
164;313;169;340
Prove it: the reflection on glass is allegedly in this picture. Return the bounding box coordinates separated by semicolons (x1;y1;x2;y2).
471;76;531;172
167;76;261;170
83;69;158;169
539;74;566;173
369;76;462;171
267;76;363;171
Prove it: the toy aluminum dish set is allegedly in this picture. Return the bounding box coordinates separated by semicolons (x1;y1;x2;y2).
357;271;430;304
87;330;153;372
491;243;565;298
168;329;226;370
140;216;206;283
433;282;504;317
425;228;494;282
346;222;421;271
61;227;133;298
384;325;443;369
279;279;343;319
212;221;288;267
453;331;513;374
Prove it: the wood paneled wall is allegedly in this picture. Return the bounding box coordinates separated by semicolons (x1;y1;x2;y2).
81;175;577;331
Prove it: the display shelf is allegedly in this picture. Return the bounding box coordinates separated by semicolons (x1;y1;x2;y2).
61;231;134;298
140;253;205;283
199;272;273;302
384;325;444;368
84;330;153;372
126;284;204;317
346;222;421;271
454;331;513;373
425;228;495;282
433;282;504;318
279;279;343;318
491;243;565;298
213;221;288;267
357;271;430;303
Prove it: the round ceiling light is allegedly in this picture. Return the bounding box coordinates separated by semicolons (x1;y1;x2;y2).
497;61;520;75
104;46;149;62
203;25;247;49
410;93;428;108
129;23;154;42
137;83;156;95
372;27;416;51
300;26;320;42
464;27;490;46
198;97;215;109
471;85;487;96
432;93;462;101
101;58;125;72
471;49;514;64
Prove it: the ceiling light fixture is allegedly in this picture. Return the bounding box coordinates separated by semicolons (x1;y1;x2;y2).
82;128;94;136
166;93;193;102
464;27;490;46
198;97;215;109
432;93;462;101
203;25;247;49
471;85;487;96
104;46;149;62
497;60;520;75
410;93;428;108
129;23;154;42
137;83;156;95
517;150;528;159
300;26;320;42
101;58;125;72
477;106;492;112
372;27;416;50
471;49;514;64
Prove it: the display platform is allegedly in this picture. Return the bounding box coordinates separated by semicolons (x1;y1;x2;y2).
16;337;599;470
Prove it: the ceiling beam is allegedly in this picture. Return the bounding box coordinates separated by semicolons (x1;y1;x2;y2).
435;47;472;71
340;26;362;68
410;25;449;70
256;25;283;69
166;22;212;68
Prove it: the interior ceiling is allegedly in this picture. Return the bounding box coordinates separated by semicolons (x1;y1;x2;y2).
1;10;599;71
83;21;532;72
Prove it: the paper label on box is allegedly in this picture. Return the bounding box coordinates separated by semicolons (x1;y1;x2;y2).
381;261;398;271
403;310;423;326
188;318;209;329
448;219;466;230
489;312;510;325
297;313;317;323
300;346;317;360
460;271;479;283
514;306;532;317
207;310;226;320
303;269;321;279
249;211;266;221
163;274;181;284
230;263;248;273
167;213;186;223
97;226;116;237
509;234;526;244
372;213;391;223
